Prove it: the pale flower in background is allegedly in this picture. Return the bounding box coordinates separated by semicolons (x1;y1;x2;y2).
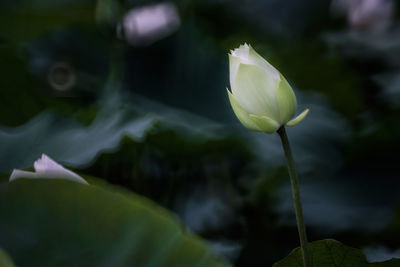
119;2;180;46
9;154;88;185
227;44;308;134
331;0;394;32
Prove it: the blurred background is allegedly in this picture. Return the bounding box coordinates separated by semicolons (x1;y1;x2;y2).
0;0;400;266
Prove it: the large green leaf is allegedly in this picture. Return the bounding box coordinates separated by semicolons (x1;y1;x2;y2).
0;179;231;267
273;239;400;267
0;248;15;267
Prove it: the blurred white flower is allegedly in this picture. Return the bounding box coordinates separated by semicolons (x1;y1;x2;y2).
331;0;394;32
9;154;88;185
119;2;180;46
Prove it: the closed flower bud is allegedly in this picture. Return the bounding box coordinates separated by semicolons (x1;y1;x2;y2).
227;44;309;133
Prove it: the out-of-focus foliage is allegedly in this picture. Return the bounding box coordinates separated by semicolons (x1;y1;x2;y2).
0;0;94;43
0;179;231;267
0;248;15;267
1;0;400;266
274;239;400;267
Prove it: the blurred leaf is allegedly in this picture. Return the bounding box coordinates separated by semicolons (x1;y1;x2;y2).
0;179;231;267
0;44;44;126
0;248;15;267
95;0;120;36
273;239;400;267
0;1;94;43
0;28;109;127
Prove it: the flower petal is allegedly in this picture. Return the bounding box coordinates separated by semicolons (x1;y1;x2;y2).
249;114;280;134
13;154;89;185
34;154;64;172
232;63;279;119
229;54;241;86
230;43;249;59
9;169;37;182
275;74;297;124
248;45;280;81
227;89;261;131
286;108;309;127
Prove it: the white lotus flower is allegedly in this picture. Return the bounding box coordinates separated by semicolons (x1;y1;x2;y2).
227;43;309;133
9;154;88;185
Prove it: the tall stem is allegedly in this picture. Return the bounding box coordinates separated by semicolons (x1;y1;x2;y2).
277;126;312;267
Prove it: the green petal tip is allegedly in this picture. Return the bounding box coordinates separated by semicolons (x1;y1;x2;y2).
286;108;309;127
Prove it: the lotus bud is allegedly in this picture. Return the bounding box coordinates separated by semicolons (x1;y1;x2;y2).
227;44;309;133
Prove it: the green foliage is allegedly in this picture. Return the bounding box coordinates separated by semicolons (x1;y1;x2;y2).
273;239;400;267
0;179;231;267
95;0;121;36
0;248;16;267
0;44;44;126
0;1;94;43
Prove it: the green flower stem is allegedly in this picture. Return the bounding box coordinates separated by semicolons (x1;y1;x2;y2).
277;126;312;267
